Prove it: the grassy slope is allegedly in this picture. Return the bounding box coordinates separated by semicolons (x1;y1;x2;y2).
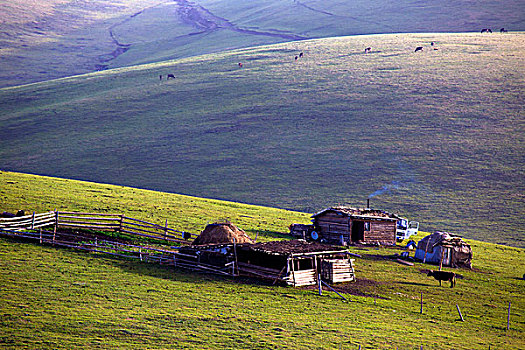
0;171;524;349
1;33;524;247
2;0;525;87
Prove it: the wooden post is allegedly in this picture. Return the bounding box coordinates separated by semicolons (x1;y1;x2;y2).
290;258;296;287
30;212;35;230
139;248;143;261
53;209;58;242
39;228;42;244
233;238;239;276
420;292;423;314
119;214;124;233
423;237;431;263
318;274;322;296
456;304;464;321
164;219;168;239
439;248;444;271
507;301;511;330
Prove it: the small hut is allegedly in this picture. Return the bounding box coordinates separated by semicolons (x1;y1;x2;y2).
192;222;254;245
414;231;473;269
236;240;355;286
311;207;399;245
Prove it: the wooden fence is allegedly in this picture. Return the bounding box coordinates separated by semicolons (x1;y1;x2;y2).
0;211;196;244
0;211;56;231
0;211;238;277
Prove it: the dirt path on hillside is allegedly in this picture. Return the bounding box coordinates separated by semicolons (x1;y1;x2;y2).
292;0;396;32
174;0;306;40
101;0;307;67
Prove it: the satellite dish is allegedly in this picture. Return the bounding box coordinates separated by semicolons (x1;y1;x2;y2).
311;231;319;240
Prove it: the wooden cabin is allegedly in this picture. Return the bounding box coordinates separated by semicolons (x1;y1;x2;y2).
311;207;399;246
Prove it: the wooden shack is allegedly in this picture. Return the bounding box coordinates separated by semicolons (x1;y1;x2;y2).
179;239;356;287
236;240;355;286
311;207;399;246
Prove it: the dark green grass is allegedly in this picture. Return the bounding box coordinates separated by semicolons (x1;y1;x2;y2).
0;171;523;349
1;33;524;247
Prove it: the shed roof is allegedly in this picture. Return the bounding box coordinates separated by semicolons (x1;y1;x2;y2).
245;240;348;257
312;206;400;221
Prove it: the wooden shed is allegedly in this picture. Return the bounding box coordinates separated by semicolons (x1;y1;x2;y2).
311;207;399;246
236;240;355;286
179;240;356;287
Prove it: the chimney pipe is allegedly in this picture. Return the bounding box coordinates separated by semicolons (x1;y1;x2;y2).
367;198;370;209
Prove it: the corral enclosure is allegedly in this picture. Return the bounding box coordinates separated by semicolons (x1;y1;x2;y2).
0;33;524;247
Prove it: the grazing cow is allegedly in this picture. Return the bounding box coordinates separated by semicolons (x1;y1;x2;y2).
299;52;304;58
1;212;15;218
428;270;456;288
238;62;243;68
364;47;371;53
295;55;298;60
167;74;175;79
500;28;508;33
481;28;493;33
415;46;423;52
159;75;162;80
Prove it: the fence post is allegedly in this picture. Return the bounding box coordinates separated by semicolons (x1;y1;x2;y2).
30;212;35;230
456;304;464;322
39;228;42;244
420;292;423;314
164;219;168;239
119;214;124;233
53;209;58;243
507;301;511;330
318;274;322;296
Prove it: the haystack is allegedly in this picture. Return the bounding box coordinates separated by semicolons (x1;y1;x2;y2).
192;222;254;245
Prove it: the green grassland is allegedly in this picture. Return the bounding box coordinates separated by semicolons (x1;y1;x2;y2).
1;33;524;247
1;0;525;87
0;171;524;349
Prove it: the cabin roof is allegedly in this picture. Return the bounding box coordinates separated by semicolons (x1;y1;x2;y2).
311;206;400;221
244;240;348;257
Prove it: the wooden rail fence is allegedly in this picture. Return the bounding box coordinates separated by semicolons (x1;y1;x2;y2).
0;211;196;244
0;211;240;277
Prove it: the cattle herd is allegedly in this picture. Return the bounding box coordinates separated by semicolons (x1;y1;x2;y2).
156;27;509;81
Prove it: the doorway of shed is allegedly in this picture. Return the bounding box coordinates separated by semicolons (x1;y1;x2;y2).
351;221;365;242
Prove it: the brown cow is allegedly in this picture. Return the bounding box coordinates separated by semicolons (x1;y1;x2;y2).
428;270;456;288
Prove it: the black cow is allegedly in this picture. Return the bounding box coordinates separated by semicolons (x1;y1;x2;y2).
500;28;508;33
364;47;371;53
167;74;175;79
415;46;423;52
299;52;304;58
428;270;456;288
481;28;493;33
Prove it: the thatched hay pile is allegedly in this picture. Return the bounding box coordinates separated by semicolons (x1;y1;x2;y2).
192;222;254;245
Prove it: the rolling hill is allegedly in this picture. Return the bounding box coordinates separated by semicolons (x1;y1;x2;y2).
1;0;524;87
1;33;523;247
0;171;524;349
